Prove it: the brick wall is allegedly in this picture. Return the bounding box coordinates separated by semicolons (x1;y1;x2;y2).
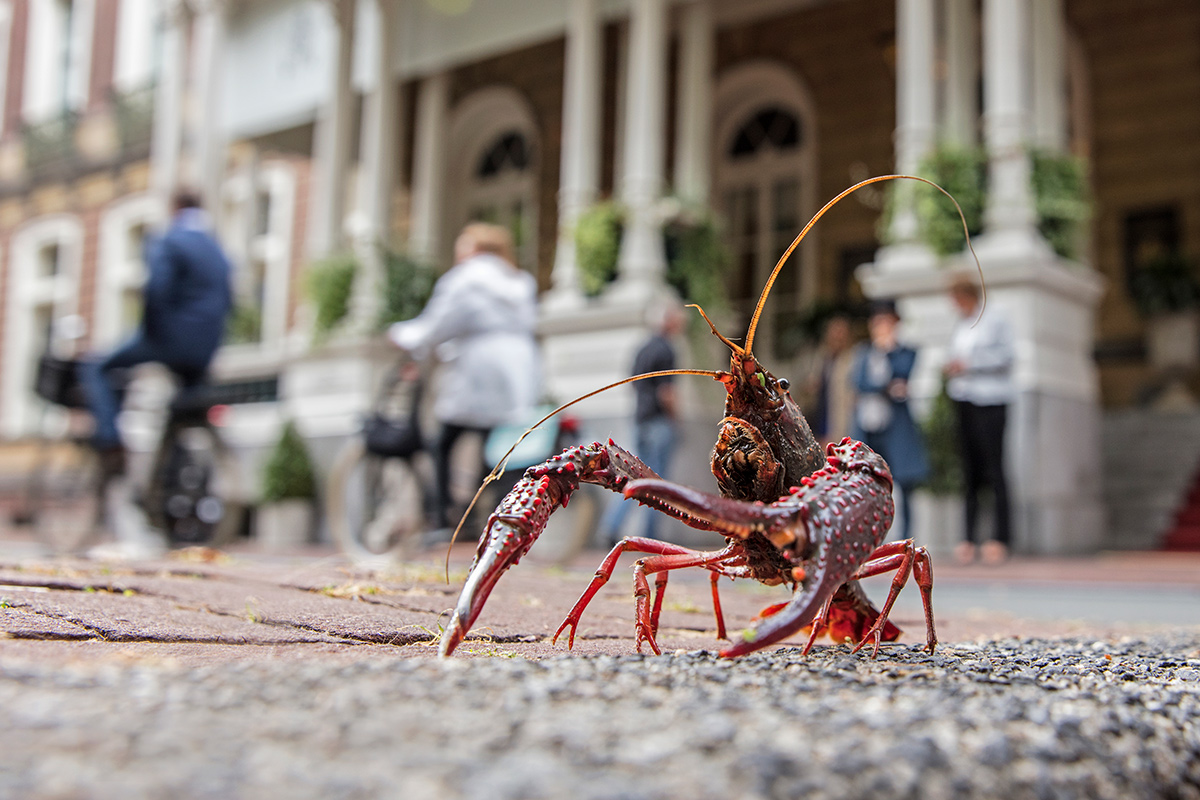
1067;0;1200;406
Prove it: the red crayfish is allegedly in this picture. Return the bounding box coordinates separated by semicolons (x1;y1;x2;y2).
439;176;976;659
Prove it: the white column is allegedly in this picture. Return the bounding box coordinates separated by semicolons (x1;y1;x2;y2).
1030;0;1067;152
886;0;937;249
409;71;450;265
674;0;713;205
546;0;602;307
189;0;226;209
307;0;355;258
347;0;400;332
981;0;1038;240
150;0;188;208
941;0;977;147
611;0;669;299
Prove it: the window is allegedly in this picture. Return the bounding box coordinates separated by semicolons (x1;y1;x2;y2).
219;162;296;350
448;88;539;275
465;129;535;270
96;195;161;348
23;0;92;120
719;106;808;334
3;217;83;435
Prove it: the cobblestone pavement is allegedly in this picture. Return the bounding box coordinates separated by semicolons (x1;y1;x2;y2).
1;545;1199;799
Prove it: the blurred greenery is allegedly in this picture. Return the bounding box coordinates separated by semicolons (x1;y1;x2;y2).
377;247;436;329
920;382;964;496
574;202;623;297
1032;150;1090;260
913;147;987;256
1129;252;1200;317
306;253;358;340
260;420;316;502
664;210;730;313
225;303;262;345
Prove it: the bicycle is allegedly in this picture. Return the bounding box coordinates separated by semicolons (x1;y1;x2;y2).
326;360;431;564
326;357;596;565
14;353;249;555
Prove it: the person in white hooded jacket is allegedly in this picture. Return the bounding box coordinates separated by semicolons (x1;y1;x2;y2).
389;223;541;530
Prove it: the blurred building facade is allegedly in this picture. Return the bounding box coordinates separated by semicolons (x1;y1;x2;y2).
0;0;1195;553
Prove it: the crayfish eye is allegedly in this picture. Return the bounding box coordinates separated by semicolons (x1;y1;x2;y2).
777;378;790;392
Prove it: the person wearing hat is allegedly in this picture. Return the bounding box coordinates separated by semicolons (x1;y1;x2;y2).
849;299;929;543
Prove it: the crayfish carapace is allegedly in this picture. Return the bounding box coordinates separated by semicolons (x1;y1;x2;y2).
439;175;980;659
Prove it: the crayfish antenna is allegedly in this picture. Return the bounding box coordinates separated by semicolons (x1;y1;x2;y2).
687;303;744;356
743;174;986;354
443;367;726;580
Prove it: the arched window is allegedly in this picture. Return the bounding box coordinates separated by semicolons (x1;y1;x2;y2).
715;64;816;362
448;88;539;274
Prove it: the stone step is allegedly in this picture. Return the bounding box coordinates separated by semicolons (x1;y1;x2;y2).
1101;410;1200;550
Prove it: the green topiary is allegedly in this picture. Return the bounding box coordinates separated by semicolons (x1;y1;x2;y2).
376;247;436;330
574;202;624;297
261;420;316;503
306;253;358;340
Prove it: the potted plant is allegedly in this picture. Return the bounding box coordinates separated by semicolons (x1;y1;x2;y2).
1129;252;1200;370
913;383;964;559
257;420;317;552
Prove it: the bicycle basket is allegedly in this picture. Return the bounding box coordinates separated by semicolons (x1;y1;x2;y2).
363;413;423;458
34;355;88;409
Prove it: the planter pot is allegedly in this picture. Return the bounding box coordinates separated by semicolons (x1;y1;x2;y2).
256;499;314;552
1146;311;1200;371
911;491;964;560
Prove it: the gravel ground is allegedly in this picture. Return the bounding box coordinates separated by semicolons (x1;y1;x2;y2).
3;634;1199;800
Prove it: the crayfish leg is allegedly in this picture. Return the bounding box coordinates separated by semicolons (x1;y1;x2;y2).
709;571;727;641
553;539;739;653
847;539;937;656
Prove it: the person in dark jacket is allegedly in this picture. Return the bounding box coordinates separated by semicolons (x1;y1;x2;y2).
849;300;929;542
83;189;233;467
597;301;684;544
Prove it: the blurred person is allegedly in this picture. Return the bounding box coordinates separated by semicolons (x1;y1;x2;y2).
388;222;540;532
944;275;1014;565
850;300;929;542
597;301;685;545
82;189;233;474
807;313;857;446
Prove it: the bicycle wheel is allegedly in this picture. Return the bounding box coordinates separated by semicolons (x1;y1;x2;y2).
327;437;425;564
32;441;107;555
144;421;244;547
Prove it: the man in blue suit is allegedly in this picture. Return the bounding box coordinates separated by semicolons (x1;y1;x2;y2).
83;189;233;470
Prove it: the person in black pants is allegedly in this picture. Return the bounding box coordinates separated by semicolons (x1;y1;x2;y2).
944;275;1015;565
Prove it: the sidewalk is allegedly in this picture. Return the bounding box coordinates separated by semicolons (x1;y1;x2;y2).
3;537;1199;799
1;535;1198;667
